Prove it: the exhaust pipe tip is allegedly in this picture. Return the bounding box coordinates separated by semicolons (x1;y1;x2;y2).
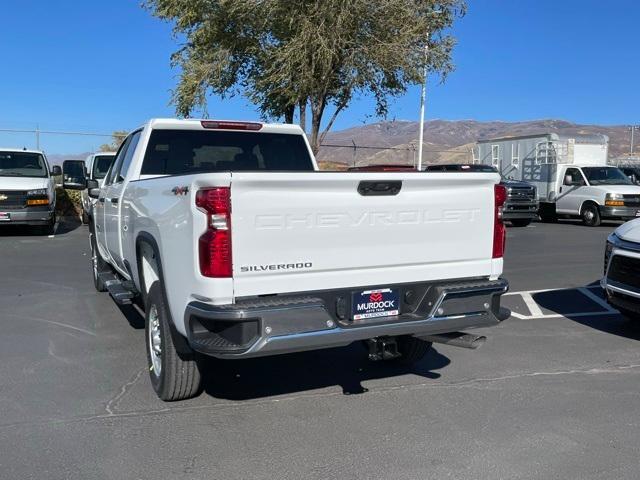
419;332;487;350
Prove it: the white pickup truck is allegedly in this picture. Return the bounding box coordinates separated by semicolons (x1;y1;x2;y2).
64;119;509;401
80;152;116;224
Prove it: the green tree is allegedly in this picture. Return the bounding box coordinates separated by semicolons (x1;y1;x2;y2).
99;130;128;152
145;0;465;153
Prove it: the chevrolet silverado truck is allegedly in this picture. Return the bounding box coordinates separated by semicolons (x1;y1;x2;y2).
0;148;60;234
64;119;509;401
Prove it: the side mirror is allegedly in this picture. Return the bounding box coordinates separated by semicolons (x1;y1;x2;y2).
87;179;100;199
51;165;62;176
62;160;87;190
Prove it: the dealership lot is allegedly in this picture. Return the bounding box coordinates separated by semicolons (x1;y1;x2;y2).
1;220;639;479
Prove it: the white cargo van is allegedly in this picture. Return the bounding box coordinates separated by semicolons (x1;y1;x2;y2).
0;148;60;234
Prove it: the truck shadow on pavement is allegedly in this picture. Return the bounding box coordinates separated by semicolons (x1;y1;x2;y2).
118;302;452;400
199;345;451;400
0;217;82;236
531;282;640;341
55;217;82;235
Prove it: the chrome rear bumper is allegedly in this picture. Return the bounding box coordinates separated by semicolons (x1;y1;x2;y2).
184;278;509;359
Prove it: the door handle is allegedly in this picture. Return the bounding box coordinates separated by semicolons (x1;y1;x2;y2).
110;198;119;204
357;180;402;196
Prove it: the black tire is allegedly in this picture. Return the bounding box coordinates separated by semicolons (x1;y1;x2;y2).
394;336;432;365
510;219;532;227
38;213;56;236
538;203;557;223
90;233;108;292
145;281;202;401
581;203;601;227
82;209;89;225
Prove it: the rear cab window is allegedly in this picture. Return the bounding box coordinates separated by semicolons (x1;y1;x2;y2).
140;129;314;176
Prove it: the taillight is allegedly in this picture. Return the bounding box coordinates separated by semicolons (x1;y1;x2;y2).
196;187;232;277
493;184;507;258
200;120;262;131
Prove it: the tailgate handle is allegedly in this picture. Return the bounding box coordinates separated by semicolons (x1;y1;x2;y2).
357;181;402;196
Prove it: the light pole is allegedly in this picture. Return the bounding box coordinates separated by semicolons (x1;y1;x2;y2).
629;125;640;155
416;43;428;171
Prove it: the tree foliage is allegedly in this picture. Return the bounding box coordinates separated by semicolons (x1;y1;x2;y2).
99;130;128;152
145;0;465;152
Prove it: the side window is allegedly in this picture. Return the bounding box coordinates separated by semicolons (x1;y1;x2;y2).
491;145;500;167
104;136;132;186
115;131;142;183
564;168;585;186
511;144;519;167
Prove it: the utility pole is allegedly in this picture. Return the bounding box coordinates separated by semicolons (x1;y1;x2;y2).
35;124;40;150
629;125;639;155
416;43;428;171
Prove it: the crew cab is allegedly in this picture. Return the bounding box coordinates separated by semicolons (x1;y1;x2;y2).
64;119;509;401
80;152;116;224
0;148;60;234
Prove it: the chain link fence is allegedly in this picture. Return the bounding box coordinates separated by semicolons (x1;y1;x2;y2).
316;141;474;170
0;127;126;159
0;127;475;170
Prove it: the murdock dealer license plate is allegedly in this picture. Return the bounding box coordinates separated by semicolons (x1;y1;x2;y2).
0;212;10;221
352;288;399;320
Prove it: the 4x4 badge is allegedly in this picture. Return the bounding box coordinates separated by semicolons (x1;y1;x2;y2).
171;186;189;196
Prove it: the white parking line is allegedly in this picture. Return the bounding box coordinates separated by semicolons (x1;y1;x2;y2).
505;286;620;320
521;292;544;317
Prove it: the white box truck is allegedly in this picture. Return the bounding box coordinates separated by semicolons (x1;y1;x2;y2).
476;133;640;226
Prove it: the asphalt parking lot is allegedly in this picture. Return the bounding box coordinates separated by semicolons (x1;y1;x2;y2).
1;219;639;479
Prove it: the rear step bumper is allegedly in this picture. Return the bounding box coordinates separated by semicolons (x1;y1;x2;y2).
184;278;509;359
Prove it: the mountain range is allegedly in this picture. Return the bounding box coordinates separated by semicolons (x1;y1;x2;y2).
316;119;636;169
45;119;636;169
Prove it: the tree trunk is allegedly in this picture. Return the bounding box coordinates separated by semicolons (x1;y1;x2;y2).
284;105;294;124
309;97;326;155
299;99;306;133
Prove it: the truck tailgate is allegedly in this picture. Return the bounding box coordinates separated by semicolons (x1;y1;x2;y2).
230;172;499;297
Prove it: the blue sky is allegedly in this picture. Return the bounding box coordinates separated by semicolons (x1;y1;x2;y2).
0;0;638;154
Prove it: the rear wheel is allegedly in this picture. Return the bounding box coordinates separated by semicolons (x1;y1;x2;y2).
510;219;532;227
581;203;601;227
394;336;432;365
145;281;202;401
